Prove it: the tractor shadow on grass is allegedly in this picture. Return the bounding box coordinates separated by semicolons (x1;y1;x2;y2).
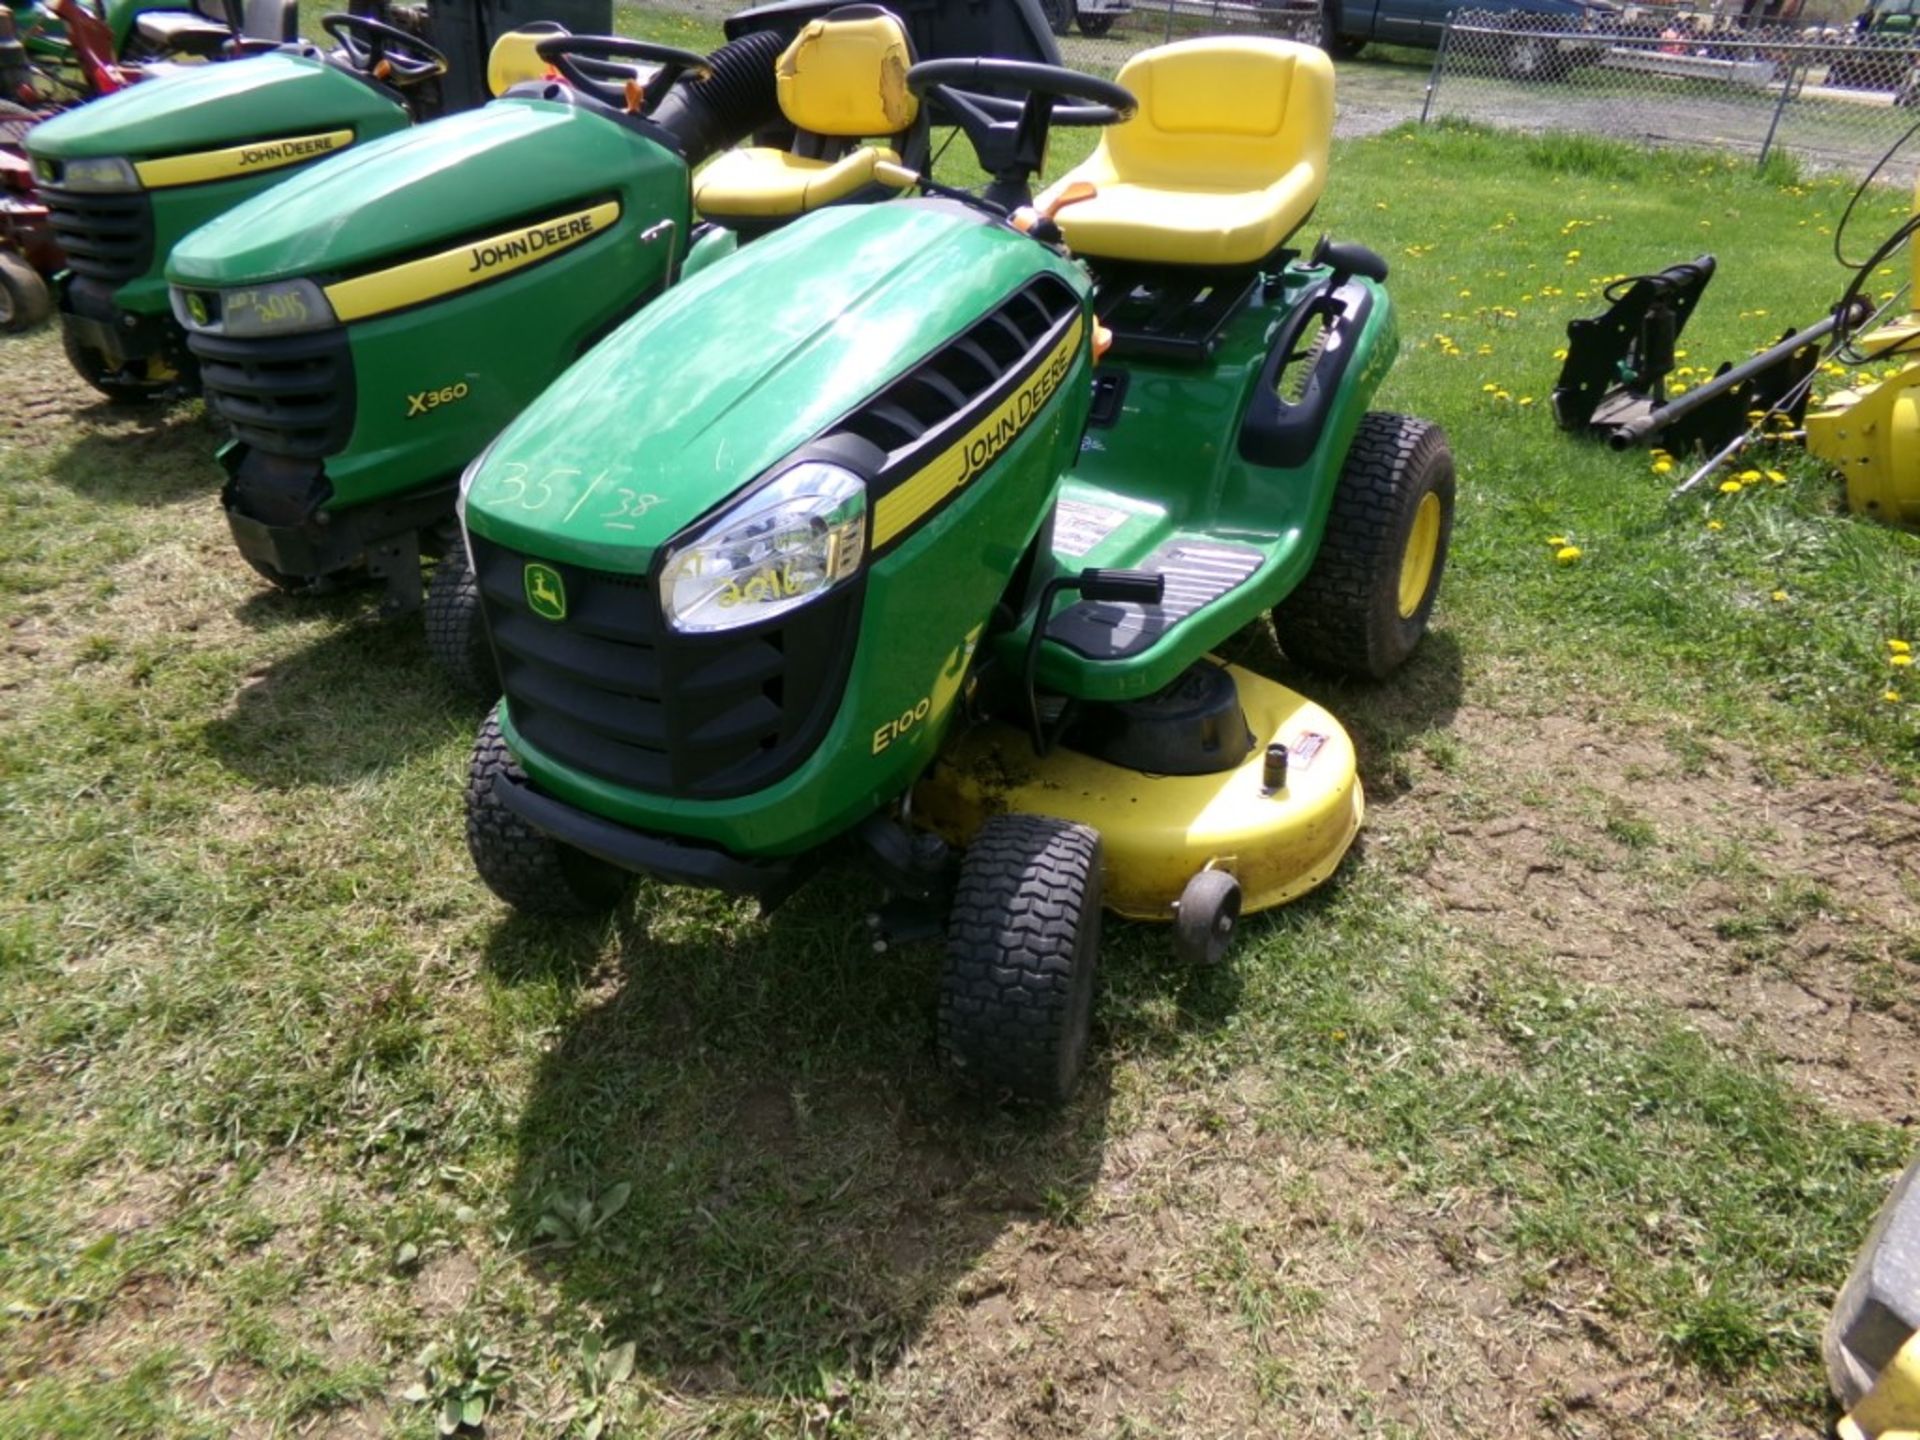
199;610;485;787
46;408;225;507
498;871;1119;1403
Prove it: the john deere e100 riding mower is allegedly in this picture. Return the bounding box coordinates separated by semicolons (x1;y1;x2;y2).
27;7;476;402
457;40;1455;1104
164;5;944;687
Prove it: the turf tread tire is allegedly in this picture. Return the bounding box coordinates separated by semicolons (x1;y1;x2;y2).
465;711;631;916
426;547;496;698
0;251;51;333
938;814;1103;1106
1273;411;1453;681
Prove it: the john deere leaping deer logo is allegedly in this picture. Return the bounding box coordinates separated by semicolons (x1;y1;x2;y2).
523;562;566;622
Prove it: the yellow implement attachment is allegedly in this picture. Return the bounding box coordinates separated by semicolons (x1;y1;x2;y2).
1805;362;1920;531
913;665;1362;921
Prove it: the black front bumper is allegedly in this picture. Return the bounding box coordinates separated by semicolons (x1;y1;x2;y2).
221;447;453;608
60;277;184;374
491;769;804;902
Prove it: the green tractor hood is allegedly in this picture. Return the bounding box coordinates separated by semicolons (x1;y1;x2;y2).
27;50;398;161
464;201;1080;566
168;96;664;285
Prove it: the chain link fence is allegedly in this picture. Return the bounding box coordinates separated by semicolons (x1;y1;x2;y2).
1424;8;1920;184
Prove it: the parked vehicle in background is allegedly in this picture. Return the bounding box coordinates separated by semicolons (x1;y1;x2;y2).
1821;0;1919;93
1304;0;1616;76
1038;0;1129;37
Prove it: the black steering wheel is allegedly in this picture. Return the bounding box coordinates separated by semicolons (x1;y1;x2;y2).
320;13;449;85
906;58;1135;211
534;34;711;118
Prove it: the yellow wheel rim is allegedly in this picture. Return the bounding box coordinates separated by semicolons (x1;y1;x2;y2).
1397;491;1442;619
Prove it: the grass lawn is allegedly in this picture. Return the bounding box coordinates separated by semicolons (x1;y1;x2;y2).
1;105;1918;1439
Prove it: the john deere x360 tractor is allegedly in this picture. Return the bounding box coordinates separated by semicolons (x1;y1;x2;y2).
165;5;944;684
27;8;495;402
457;39;1456;1104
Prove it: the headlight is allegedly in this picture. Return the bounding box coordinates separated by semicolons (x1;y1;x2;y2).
660;462;866;633
43;154;140;192
170;278;337;339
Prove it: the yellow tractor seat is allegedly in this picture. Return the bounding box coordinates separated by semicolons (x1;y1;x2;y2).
1036;37;1334;269
694;6;917;221
487;24;565;97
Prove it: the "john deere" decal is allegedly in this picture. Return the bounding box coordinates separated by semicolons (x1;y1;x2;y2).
323;202;621;324
871;313;1084;550
133;129;354;189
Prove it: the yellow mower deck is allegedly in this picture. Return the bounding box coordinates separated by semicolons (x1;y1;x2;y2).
1806;360;1920;531
913;665;1362;921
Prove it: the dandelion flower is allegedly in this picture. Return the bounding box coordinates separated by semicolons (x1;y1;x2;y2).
1771;590;1788;602
1890;639;1912;654
1765;470;1786;484
1885;689;1903;703
1719;479;1743;494
1737;470;1761;482
1894;654;1915;668
1707;519;1724;531
1653;459;1673;475
1519;396;1535;407
1555;545;1582;564
1546;534;1568;546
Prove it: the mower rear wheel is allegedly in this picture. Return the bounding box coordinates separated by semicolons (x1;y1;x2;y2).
1076;12;1115;35
466;711;633;917
60;326;176;405
1273;411;1454;681
425;547;495;697
938;813;1104;1106
0;252;51;333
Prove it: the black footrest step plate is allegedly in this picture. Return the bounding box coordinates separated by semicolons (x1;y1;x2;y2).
1046;539;1263;661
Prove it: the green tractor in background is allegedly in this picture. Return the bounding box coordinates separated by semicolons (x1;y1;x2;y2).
456;39;1456;1104
163;0;1062;689
24;0;574;402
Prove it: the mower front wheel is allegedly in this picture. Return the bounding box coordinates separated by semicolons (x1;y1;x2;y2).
0;252;51;333
1274;411;1454;681
466;711;633;917
425;547;496;698
938;814;1104;1106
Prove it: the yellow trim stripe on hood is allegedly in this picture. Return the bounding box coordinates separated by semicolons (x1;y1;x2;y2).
322;201;622;323
873;313;1084;550
134;129;354;189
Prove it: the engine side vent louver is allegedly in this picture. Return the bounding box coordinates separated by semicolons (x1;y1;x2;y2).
835;275;1081;456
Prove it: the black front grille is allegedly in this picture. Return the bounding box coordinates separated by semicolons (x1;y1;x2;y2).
472;535;860;801
39;183;153;285
190;327;356;459
836;275;1082;453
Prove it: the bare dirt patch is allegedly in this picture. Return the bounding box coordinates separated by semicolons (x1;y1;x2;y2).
881;1128;1801;1438
1394;706;1920;1125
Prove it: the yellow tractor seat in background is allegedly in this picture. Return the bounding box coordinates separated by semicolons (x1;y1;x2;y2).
1036;37;1334;269
693;6;917;220
487;24;565;97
